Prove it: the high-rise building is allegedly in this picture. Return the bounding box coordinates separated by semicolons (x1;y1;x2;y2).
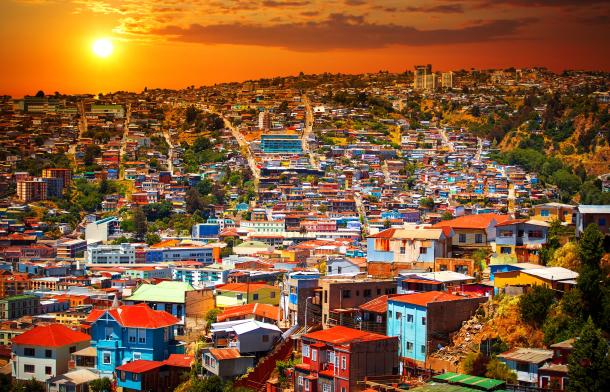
441;72;454;89
16;178;47;202
258;110;271;130
414;64;432;90
42;168;72;188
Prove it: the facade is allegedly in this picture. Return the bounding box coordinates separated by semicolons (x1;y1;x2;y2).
538;339;573;391
145;245;216;264
172;264;231;286
498;348;553;386
210;319;282;354
367;228;450;273
56;239;87;258
282;271;320;326
493;266;578;292
575;205;610;237
318;279;396;328
494;219;549;264
215;282;280;308
386;291;487;368
85;243;136;264
433;213;509;257
295;326;399;392
85;217;120;242
202;348;255;379
17;178;47;202
42;168;72;188
260;133;303;154
0;295;41;320
11;324;91;382
326;257;362;276
532;202;574;224
414;64;434;90
86;304;182;377
46;369;99;392
217;303;280;324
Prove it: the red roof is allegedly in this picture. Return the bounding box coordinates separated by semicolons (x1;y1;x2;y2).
12;324;90;347
432;213;510;230
208;348;242;360
368;228;397;239
303;326;391;345
388;291;466;307
86;304;179;328
215;282;278;293
164;354;195;368
217;303;280;322
116;359;164;373
359;294;401;314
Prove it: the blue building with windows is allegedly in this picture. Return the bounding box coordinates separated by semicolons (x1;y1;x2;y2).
260;134;303;154
86;304;183;377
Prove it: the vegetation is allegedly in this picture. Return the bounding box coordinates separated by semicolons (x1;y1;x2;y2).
567;318;610;392
89;378;113;392
519;285;556;327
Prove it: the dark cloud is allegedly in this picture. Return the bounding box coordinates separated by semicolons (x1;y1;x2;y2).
262;0;309;7
403;4;464;13
152;13;535;51
474;0;608;7
344;0;367;5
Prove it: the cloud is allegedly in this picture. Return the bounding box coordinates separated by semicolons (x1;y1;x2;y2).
262;0;309;7
403;4;464;13
473;0;608;7
152;13;535;51
344;0;366;5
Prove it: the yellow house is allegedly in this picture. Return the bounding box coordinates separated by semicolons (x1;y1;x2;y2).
532;203;574;224
494;266;578;292
52;310;89;326
215;282;280;308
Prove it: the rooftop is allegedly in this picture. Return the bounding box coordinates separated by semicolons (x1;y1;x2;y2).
12;323;90;347
303;325;393;345
389;291;470;307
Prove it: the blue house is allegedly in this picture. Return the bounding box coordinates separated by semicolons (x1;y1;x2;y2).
86;304;183;377
387;292;486;368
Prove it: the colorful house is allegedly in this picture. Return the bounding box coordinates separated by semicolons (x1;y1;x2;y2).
433;213;510;257
532;202;574;224
493;219;549;264
11;324;91;382
498;348;553;386
493;266;578;292
386;291;486;368
215;282;280;308
295;326;399;392
86;304;182;377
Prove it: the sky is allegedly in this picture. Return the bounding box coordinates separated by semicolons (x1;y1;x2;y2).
1;0;609;97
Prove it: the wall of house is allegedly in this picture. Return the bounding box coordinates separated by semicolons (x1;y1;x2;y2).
426;298;487;351
218;356;256;378
386;301;428;363
186;289;215;317
494;271;550;289
237;328;281;354
366;238;394;263
13;341;89;381
348;338;399;391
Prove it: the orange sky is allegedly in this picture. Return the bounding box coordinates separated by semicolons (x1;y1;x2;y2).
1;0;609;97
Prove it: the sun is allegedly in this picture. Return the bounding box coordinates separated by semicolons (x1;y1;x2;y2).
92;38;113;58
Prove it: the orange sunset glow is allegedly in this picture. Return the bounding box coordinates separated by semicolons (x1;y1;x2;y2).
1;0;609;97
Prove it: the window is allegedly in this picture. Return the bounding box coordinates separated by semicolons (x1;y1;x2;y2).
337;267;342;274
262;335;269;343
69;346;76;354
400;247;405;255
120;371;126;382
328;265;332;273
500;230;513;237
45;349;52;358
341;388;346;392
128;329;137;343
323;384;331;392
407;314;413;323
342;290;351;299
132;373;139;381
324;290;328;303
475;234;483;244
377;288;381;295
420;247;428;254
45;366;52;375
302;344;310;358
407;342;413;351
341;355;346;370
298;376;303;386
528;230;544;239
396;312;402;320
541;209;550;217
312;349;317;361
253;294;259;300
422;317;426;325
105;327;114;340
24;364;35;373
421;345;426;354
103;352;111;365
363;289;371;297
236;294;243;300
459;234;466;243
501;247;512;254
138;329;146;344
133;352;141;360
270;291;276;298
388;311;392;318
329;351;335;365
305;379;310;391
24;348;35;356
599;218;606;226
516;362;528;372
356;290;359;296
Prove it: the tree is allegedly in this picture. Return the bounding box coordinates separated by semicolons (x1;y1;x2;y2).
145;232;161;245
35;90;45;98
132;207;148;241
186;187;206;213
441;211;453;220
13;379;45;392
462;351;487;377
576;224;608;326
548;241;580;270
519;285;555;327
89;377;113;392
578;223;605;268
185;105;199;124
485;358;517;383
567;318;610;392
419;197;435;209
205;308;222;332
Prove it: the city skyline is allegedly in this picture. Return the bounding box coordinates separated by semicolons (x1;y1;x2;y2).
1;0;610;97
